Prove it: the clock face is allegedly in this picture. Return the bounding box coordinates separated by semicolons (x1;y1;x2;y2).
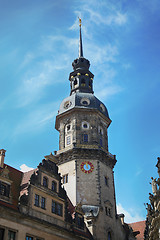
80;161;94;174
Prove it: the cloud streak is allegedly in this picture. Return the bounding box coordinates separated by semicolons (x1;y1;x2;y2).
117;203;144;223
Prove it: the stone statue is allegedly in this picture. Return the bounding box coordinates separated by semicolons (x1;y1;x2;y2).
156;157;160;177
149;193;154;208
150;177;158;195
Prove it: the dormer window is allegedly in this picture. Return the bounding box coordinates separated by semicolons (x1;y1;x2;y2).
80;98;90;106
52;180;57;192
0;181;10;197
43;177;48;188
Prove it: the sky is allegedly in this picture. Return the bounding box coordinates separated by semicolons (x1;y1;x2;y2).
0;0;160;223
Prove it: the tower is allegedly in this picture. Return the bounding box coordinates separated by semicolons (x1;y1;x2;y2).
55;20;123;240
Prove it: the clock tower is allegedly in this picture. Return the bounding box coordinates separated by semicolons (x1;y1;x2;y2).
55;20;124;240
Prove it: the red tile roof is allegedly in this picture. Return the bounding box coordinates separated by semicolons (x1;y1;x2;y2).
20;168;37;196
129;220;145;240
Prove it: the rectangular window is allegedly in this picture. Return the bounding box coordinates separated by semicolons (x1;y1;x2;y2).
105;207;111;217
8;230;16;240
83;134;88;142
62;174;68;184
52;181;57;192
0;181;10;197
43;177;48;188
26;235;43;240
52;200;56;214
41;197;46;209
57;203;63;216
52;200;63;216
75;213;84;229
66;136;71;145
34;194;39;207
0;228;4;240
26;236;33;240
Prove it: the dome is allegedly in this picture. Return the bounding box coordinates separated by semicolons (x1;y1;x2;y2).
58;92;110;119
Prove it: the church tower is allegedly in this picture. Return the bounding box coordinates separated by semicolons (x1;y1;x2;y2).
55;20;122;240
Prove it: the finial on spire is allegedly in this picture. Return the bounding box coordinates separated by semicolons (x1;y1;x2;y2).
79;17;82;27
78;17;83;58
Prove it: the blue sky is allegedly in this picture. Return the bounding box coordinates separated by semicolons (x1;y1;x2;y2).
0;0;160;223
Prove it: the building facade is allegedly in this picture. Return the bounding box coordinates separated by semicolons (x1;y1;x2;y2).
0;149;92;240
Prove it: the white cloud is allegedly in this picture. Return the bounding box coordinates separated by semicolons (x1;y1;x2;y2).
12;102;58;136
135;168;143;177
96;85;123;100
117;203;144;223
75;2;127;27
20;164;34;172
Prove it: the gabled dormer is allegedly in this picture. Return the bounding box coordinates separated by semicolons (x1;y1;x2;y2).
0;166;12;203
19;157;68;222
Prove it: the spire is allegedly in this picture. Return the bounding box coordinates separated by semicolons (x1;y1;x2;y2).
79;18;83;58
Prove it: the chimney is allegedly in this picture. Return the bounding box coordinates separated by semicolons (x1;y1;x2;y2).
118;213;125;225
0;149;6;168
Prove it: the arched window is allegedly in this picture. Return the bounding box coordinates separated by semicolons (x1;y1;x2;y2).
81;79;85;87
74;78;77;86
108;232;112;240
66;123;71;133
52;180;57;192
43;177;48;188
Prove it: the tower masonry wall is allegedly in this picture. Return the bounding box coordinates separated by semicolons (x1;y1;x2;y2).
56;109;110;153
58;160;77;206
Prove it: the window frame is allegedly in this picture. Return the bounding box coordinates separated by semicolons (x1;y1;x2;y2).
52;200;63;217
41;197;46;209
66;135;71;145
8;230;16;240
62;174;68;184
52;180;57;192
34;194;40;207
83;134;88;143
42;176;48;188
0;181;10;197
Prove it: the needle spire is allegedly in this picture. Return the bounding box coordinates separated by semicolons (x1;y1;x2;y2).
79;18;83;58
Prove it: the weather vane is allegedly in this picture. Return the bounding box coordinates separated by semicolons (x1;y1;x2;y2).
78;17;82;27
